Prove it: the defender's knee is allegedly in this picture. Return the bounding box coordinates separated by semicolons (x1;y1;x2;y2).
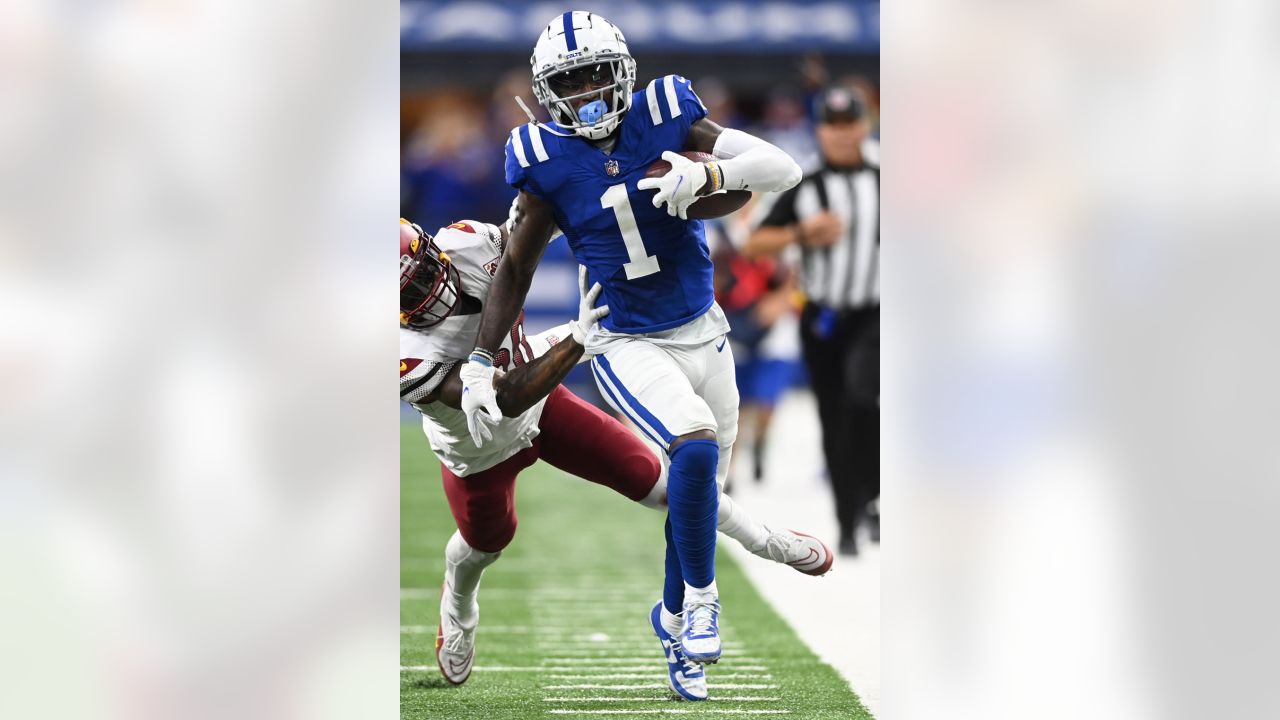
447;530;502;567
459;515;517;554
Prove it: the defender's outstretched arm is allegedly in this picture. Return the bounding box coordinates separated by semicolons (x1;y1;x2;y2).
427;337;584;417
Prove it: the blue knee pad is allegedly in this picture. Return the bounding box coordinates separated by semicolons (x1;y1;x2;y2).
666;438;720;589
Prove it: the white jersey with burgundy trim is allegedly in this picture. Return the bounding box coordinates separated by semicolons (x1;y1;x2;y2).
399;219;560;477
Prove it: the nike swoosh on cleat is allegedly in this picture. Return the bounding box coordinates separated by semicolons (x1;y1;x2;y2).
787;548;821;568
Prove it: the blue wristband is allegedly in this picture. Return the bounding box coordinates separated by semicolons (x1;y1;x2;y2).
468;350;494;367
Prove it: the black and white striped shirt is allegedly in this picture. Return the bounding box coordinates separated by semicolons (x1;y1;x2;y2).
757;160;880;310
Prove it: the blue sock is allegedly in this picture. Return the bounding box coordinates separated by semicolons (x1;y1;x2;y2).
666;438;720;589
662;516;684;615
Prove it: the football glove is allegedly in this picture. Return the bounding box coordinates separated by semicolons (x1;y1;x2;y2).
460;356;502;445
637;151;709;220
570;265;609;345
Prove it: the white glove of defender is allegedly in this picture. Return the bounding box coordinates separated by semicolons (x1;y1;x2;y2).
637;151;709;220
460;359;502;446
570;265;609;346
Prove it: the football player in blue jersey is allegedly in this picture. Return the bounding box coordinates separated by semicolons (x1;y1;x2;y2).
459;11;804;698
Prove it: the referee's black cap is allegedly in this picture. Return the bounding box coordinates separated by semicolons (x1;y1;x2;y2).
816;87;866;124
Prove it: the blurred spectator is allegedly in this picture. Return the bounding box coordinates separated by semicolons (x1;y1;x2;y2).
694;76;747;130
759;87;820;172
746;87;880;556
400;91;512;232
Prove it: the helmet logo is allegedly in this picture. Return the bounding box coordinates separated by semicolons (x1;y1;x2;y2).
409;236;420;253
605;159;620;177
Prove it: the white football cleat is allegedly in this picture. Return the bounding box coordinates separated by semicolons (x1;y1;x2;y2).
435;584;477;685
759;527;834;576
650;601;708;701
680;598;722;664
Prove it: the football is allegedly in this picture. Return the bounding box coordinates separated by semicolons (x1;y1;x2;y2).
644;151;751;219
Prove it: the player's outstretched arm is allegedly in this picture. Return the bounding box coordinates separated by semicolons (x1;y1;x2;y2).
432;270;606;418
427;340;581;417
685;118;803;194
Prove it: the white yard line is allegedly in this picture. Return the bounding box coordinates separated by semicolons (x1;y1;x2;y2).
544;684;779;690
545;711;791;716
539;657;763;665
544;673;773;680
543;697;781;703
406;665;771;673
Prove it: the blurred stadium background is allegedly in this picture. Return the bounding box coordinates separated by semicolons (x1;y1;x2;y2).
400;1;880;715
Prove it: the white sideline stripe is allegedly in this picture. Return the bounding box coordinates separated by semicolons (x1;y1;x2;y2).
664;75;681;119
542;691;778;696
646;79;662;124
542;707;783;712
510;128;530;168
544;683;779;690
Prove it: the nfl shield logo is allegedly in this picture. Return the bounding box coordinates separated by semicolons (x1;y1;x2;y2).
605;159;620;177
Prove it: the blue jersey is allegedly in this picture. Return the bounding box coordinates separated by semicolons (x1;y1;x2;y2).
505;75;713;334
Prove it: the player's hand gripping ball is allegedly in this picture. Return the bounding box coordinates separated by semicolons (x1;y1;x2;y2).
641;151;751;220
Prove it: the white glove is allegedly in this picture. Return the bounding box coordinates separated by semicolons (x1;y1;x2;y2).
460;357;502;445
570;265;609;345
637;151;709;220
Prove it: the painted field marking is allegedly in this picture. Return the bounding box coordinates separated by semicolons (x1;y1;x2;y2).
400;665;776;673
545;673;774;681
544;683;780;690
540;691;778;696
545;711;790;716
541;657;765;664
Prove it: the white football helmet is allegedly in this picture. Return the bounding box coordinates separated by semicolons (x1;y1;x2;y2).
530;11;636;141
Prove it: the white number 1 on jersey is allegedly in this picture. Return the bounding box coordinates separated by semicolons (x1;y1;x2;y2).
601;183;660;280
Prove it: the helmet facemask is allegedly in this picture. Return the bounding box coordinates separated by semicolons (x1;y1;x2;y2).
400;225;461;329
533;54;635;141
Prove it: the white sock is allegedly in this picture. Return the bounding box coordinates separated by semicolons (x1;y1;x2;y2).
444;531;499;621
684;580;719;606
660;605;684;636
717;493;771;554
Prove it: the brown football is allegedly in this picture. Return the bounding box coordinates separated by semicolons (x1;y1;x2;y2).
644;151;751;220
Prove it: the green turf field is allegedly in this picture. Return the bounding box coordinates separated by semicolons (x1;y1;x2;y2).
401;424;872;719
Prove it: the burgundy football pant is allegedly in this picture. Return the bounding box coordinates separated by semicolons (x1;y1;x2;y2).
440;385;660;553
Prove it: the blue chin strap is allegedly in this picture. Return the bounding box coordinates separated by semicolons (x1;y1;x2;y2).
578;99;608;125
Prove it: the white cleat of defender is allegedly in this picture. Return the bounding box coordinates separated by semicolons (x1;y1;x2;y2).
757;527;835;576
435;585;478;685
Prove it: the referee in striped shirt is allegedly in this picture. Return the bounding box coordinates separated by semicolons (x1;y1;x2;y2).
745;87;879;556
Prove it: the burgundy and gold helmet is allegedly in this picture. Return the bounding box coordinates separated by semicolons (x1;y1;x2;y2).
400;219;461;328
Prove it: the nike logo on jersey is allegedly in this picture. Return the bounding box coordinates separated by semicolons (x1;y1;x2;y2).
716;336;727;352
